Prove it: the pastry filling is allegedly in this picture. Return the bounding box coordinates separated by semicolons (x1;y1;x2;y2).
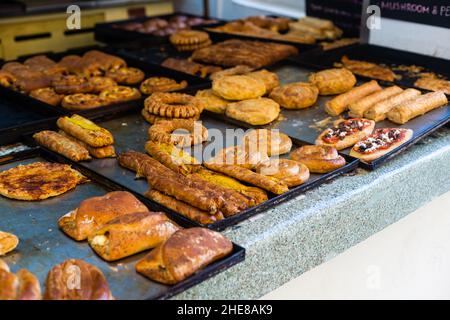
354;129;405;154
322;119;369;143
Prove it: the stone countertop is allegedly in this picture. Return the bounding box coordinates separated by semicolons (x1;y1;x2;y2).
175;127;450;299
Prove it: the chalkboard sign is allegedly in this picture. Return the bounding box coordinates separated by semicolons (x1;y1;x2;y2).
306;0;363;37
372;0;450;29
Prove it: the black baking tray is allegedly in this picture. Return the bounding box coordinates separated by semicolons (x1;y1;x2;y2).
0;146;245;300
95;12;224;48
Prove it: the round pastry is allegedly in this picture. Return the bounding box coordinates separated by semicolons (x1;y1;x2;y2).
226;98;280;125
212;75;266;100
170;30;210;45
246;69;280;94
52;75;93;94
290;145;346;173
105;67;145;85
269;82;319;109
99;86;141;103
88;76;117;93
209;145;269;170
195;89;229;114
141;108;199;124
144;92;204;118
61;93;106;110
174;39;212;52
308;68;356;95
148;119;208;147
256;159;310;187
210;65;254;81
29;87;63;106
243;129;292;156
140;77;187;95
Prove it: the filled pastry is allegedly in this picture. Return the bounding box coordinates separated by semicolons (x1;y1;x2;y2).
291;145;346;173
308;68;356;95
212;75;266;100
33;130;91;162
226;97;280;125
348;86;403;118
0;231;19;256
242;129;292;156
195;89;229;114
269;82;319;109
256;159;310;187
0;260;41;300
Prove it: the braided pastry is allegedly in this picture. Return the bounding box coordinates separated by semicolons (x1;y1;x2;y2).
144;92;204;118
147;119;208;147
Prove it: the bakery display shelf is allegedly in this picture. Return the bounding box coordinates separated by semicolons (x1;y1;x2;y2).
288;43;450;92
0;146;245;300
94;12;225;48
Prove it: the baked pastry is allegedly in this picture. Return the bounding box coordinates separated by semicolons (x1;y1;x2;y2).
141;108;199;124
0;162;86;201
212;75;266;100
246;69;280;93
208;145;269;170
57;115;114;147
308;68;356;95
161;58;221;78
135;228;233;284
147;119;208;147
387;91;448;124
99;85;141;103
289;17;342;40
140;77;187;95
226;97;280;125
33;130;91;162
210;65;254;81
144;92;204;118
44;259;114;300
57;55;83;74
242;129;292;156
256;159;310;187
269;82;319;109
291;145;346;173
29;87;63;106
414;75;450;95
24;55;67;77
145;190;224;225
339;55;396;82
61;93;106;110
316;118;375;150
105;67;145;85
89;211;180;261
348;86;403;118
364;88;422;122
195;89;229;114
0;70;16;88
325;80;382;116
350;128;413;161
58;130;116;159
52;75;92;94
82;50;126;71
0;231;19;256
58;191;148;241
0;260;41;300
88;76;117;93
170;30;211;51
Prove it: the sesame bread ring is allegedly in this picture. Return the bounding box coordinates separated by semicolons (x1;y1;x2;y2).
141;108;199;124
170;30;210;45
140;77;187;95
144;92;204;118
290;145;346;174
148;119;208;147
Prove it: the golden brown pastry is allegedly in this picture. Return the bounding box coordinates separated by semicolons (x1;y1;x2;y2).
256;159;310;187
324;80;382;116
52;75;93;94
44;259;114;300
57;55;83;74
105;67;145;85
135;228;233;284
212;75;266;100
144;92;204;118
170;30;211;51
195;89;229;114
340;55;396;82
0;70;16;88
0;260;41;300
57;115;114;148
269;82;318;109
88;76;117;93
58;191;148;241
83;50;126;71
210;65;254;81
58;131;116;159
147;119;208;147
246;69;280;93
414;75;450;95
0;231;19;256
33;130;91;162
387;91;448;124
291;145;346;173
61;93;106;110
88;211;180;261
208;145;269;170
242;129;292;156
99;86;141;103
140;77;187;95
29;87;63;106
0;162;86;201
308;68;356;95
226;97;280;125
141;108;199;124
348;86;403;118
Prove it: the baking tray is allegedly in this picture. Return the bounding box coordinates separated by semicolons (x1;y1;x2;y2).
0;146;245;300
289;43;450;90
95;12;224;48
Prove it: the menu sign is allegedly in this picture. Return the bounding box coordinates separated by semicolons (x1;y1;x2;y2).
306;0;363;37
372;1;450;29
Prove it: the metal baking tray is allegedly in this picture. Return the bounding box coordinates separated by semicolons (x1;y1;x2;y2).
95;12;224;48
0;46;210;119
0;146;245;300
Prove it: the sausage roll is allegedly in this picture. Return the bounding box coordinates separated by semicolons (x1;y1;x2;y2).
33;130;91;162
0;260;41;300
348;86;403;118
58;130;116;159
56;115;114;147
135;228;233;284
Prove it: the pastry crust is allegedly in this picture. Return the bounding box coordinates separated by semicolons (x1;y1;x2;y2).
99;85;141;103
348;86;403;118
195;89;229;114
61;93;106;110
308;68;356;95
58;130;116;159
325;80;382;116
141;108;199;124
340;55;396;82
414;76;450;95
315;118;375;150
170;30;210;45
256;159;310;187
246;69;280;93
57;115;114;147
387;91;448;124
208;145;269;170
135;228;233;284
0;231;19;256
58;191;148;241
44;259;114;300
226;97;280;125
291;145;346;173
0;70;16;88
144;92;204;118
33;130;91;162
52;75;93;94
147;119;208;147
29;87;63;106
83;50;126;71
243;129;292;156
269;82;318;109
209;65;254;81
212;75;265;100
89;211;180;261
88;76;117;93
105;67;145;85
0;260;41;300
140;77;187;95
